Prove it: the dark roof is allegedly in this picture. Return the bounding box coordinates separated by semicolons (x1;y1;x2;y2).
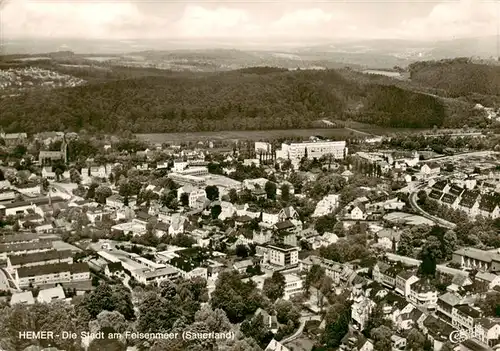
459;190;480;208
0;232;38;243
449;184;464;197
2;196;65;209
397;270;417;280
107;262;123;273
441;194;457;204
0;240;52;253
429;190;443;200
274;220;295;230
455;304;482;318
135;211;152;221
432;181;447;191
235;215;253;223
17;262;89;278
8;249;73;266
252;188;267;195
479;194;500;213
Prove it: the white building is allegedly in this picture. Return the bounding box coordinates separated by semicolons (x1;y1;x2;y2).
277;140;347;161
15;262;90;288
255;142;272;154
189;188;208;208
283;274;304;300
266;244;299;267
312;194;340;217
37;285;66;303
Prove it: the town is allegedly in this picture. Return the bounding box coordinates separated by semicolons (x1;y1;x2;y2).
0;128;499;351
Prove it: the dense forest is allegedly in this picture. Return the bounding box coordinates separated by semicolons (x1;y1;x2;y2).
0;64;485;134
409;58;500;105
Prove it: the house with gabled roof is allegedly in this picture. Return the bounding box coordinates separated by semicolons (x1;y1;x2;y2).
458;190;481;217
478;194;500;219
475;272;500;290
474;318;500;347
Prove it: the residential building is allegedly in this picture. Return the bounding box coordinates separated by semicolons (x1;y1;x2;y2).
266;244;299;267
10;291;35;305
265;339;290;351
0;240;53;260
6;249;73;271
300;255;343;285
312;194;340;218
283;274;304;300
37;286;66;303
452;304;482;335
277;140;347;161
420;163;441;178
395;271;419;297
452;248;500;272
409;279;438;308
474;318;500;347
132;267;180;285
15;262;90;288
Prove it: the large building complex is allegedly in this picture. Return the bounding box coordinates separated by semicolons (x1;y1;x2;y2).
277;140;347;161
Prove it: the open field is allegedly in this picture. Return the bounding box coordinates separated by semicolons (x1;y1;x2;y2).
136;127;425;143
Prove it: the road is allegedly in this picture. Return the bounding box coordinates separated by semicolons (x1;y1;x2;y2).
409;190;456;229
344;127;379;137
386;253;466;276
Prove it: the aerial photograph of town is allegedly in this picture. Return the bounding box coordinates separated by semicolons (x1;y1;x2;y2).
0;0;499;351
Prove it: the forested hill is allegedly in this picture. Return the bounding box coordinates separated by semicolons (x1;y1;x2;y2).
0;66;479;134
409;58;500;105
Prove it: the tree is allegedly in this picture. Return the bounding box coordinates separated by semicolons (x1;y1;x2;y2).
136;292;181;333
12;144;27;158
305;264;325;292
280;184;291;202
478;292;500;317
241;315;274;348
70;168;82;184
235;244;249;258
211;205;222;219
228;188;238;203
95;185;112;204
371;325;392;351
194;306;231;332
264;181;277;200
211;271;263;323
275;300;300;326
406;329;426;351
86;183;98;199
263;272;285;302
180;192;189;207
442;230;458;259
314;215;337;235
321;302;351;348
205;185;219;201
79;283;135;320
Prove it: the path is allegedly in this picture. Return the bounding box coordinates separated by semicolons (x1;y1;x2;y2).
409;190;456;229
282;315;322;344
0;268;20;291
344;127;378;137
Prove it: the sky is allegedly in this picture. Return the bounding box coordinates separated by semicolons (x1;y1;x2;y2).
1;0;499;42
